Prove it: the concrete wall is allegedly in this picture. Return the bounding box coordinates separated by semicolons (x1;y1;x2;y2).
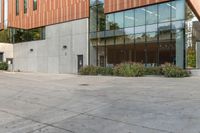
13;18;89;74
0;43;13;62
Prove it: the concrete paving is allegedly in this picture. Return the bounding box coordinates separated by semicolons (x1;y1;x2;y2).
0;72;200;133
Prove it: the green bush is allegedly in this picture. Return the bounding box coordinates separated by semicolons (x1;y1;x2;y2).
79;63;190;78
162;63;190;78
0;62;8;70
145;67;162;75
113;62;145;77
79;65;99;75
79;66;113;76
97;67;113;76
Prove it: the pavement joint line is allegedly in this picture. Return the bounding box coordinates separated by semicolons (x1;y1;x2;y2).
84;113;174;133
0;109;76;133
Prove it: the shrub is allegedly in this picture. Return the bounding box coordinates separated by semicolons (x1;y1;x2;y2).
97;67;113;76
79;66;113;76
79;65;99;75
113;62;145;77
145;67;162;75
0;62;8;70
161;63;190;78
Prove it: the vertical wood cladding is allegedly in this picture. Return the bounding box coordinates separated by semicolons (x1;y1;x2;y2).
8;0;89;29
187;0;200;21
104;0;169;13
0;0;4;30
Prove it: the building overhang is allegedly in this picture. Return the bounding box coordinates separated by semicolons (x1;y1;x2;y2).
187;0;200;21
104;0;169;14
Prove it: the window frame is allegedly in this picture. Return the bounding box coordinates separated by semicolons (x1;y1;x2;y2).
33;0;37;11
16;0;19;16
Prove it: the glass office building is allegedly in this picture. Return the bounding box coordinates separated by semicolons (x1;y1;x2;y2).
90;0;186;68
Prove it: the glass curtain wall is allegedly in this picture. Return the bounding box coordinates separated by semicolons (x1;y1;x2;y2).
90;0;106;66
90;0;186;68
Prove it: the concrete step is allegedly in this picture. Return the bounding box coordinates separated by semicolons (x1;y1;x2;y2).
190;69;200;76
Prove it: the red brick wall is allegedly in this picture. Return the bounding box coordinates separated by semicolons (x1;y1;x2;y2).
8;0;89;29
187;0;200;21
104;0;169;13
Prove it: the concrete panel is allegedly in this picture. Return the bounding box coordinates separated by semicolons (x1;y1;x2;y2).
13;18;89;74
0;43;13;62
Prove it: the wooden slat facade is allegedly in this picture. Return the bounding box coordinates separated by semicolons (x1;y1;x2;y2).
104;0;169;13
7;0;89;29
0;0;4;30
187;0;200;21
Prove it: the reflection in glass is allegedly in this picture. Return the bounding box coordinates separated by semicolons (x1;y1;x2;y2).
159;42;176;65
114;12;124;29
125;34;134;44
105;30;114;37
146;32;158;42
171;20;184;30
135;8;145;26
124;10;134;28
90;6;97;32
135;26;145;34
159;22;171;41
97;4;106;31
115;36;124;45
159;3;170;22
89;0;185;67
146;24;157;32
124;27;134;35
105;37;114;45
146;5;158;25
135;44;146;63
135;33;146;44
147;43;158;66
115;29;124;36
106;14;115;30
171;0;185;21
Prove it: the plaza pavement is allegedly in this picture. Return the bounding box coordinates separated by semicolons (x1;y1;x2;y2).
0;71;200;133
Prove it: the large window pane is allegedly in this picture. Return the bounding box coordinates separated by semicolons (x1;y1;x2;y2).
135;26;145;34
135;33;146;44
114;12;124;29
106;14;115;30
124;27;134;35
97;4;106;31
159;3;171;22
124;10;134;28
146;24;157;32
115;29;124;36
136;44;146;63
106;37;114;45
146;32;158;42
146;5;158;25
90;6;97;32
135;8;145;26
159;42;175;65
125;34;134;44
171;0;185;21
159;22;171;41
115;36;124;45
147;43;158;66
